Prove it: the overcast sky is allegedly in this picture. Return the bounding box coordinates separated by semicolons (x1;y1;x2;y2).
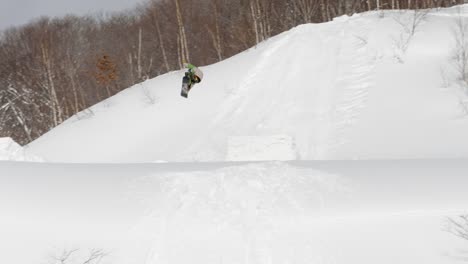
1;0;146;30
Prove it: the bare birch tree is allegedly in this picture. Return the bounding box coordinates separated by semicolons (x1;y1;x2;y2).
294;0;320;23
174;0;190;67
207;0;224;61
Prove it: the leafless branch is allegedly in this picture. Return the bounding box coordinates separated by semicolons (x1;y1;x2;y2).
392;9;429;61
53;249;79;264
49;248;107;264
446;215;468;241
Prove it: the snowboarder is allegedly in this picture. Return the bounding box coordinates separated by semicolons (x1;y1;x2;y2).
181;63;203;98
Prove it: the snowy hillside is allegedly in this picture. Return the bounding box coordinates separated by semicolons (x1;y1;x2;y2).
27;5;468;162
2;6;468;264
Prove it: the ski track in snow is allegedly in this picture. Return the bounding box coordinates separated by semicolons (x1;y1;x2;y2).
326;16;376;157
207;18;376;160
211;31;293;128
139;162;347;264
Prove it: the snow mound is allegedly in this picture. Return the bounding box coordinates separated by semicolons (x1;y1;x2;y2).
0;138;43;161
27;6;468;162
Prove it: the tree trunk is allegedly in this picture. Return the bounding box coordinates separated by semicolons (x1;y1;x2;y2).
250;0;260;44
154;17;170;72
174;0;190;65
41;43;62;127
137;27;143;80
210;0;223;61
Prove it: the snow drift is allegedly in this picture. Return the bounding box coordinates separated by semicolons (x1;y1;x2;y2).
28;6;468;163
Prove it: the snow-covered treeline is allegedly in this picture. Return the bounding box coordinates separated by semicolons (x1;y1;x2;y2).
0;0;464;145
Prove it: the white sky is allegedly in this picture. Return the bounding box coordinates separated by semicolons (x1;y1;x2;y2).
0;0;146;30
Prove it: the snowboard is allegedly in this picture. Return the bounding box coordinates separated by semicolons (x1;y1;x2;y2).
181;76;190;98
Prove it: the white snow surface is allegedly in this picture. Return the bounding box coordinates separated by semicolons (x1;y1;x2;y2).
27;5;468;163
226;135;297;161
0;137;43;161
2;5;468;264
1;160;468;264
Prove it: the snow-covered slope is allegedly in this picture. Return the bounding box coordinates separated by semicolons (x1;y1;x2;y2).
4;6;468;264
2;160;468;264
0;137;43;161
28;6;468;163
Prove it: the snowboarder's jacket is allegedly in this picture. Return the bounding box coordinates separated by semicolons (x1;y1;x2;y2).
184;63;203;84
